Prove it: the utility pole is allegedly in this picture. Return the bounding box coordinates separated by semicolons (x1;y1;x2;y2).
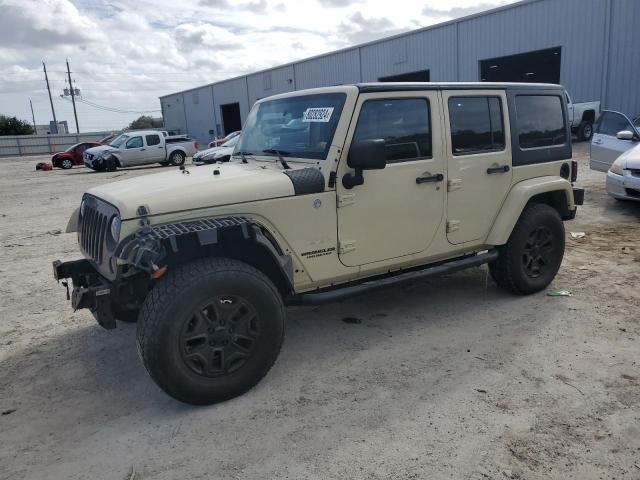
66;59;80;133
29;99;37;134
42;61;58;133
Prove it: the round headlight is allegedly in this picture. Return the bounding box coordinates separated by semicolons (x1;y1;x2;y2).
610;158;625;176
110;216;121;242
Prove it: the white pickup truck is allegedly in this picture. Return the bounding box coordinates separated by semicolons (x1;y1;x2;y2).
565;91;601;141
84;130;198;171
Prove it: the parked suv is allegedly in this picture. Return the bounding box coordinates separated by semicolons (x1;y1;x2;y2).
53;83;584;405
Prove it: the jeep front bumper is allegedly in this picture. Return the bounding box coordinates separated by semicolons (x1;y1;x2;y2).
53;259;117;329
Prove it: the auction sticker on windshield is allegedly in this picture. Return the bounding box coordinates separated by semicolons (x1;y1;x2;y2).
302;107;334;123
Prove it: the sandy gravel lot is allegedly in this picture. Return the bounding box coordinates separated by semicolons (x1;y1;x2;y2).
0;144;638;480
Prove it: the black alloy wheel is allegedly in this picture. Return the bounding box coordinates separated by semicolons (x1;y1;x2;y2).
179;295;260;378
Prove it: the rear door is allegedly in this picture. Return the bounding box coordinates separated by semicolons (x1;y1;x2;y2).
591;111;639;172
336;91;445;267
442;90;512;244
145;134;165;162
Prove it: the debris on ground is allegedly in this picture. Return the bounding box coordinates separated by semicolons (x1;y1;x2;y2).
35;162;52;171
547;289;573;297
2;409;17;416
570;231;586;239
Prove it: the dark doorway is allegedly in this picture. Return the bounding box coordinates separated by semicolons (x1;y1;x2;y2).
379;70;430;82
480;47;561;84
220;102;242;134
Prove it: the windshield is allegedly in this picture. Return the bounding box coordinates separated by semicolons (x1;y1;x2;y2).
223;135;240;147
65;143;80;153
110;134;128;148
237;93;346;160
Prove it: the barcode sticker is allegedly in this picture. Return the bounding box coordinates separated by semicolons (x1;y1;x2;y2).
302;107;334;123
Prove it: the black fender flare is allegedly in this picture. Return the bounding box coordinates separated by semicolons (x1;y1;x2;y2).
114;215;294;291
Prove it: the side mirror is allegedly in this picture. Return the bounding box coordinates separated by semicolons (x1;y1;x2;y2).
617;130;635;141
348;139;387;170
343;139;386;189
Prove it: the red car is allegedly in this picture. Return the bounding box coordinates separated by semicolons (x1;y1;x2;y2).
51;142;102;169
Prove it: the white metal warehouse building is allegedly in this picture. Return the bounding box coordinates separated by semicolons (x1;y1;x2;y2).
159;0;640;144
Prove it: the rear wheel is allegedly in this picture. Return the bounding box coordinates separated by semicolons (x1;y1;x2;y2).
577;121;593;142
169;151;185;166
136;257;285;405
489;203;565;295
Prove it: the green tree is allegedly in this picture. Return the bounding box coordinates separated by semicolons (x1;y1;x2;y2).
127;115;163;130
0;115;34;135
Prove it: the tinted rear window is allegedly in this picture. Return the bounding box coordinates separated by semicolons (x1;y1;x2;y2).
146;134;161;146
448;96;505;155
516;95;566;149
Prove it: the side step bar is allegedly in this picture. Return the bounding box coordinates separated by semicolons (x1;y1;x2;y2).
289;249;499;306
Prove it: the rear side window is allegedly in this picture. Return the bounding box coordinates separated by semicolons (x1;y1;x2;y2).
353;98;431;163
596;111;633;137
516;95;566;149
146;134;161;146
448;96;505;155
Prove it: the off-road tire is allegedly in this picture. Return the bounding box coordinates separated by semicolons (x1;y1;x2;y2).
136;257;285;405
577;121;593;142
61;158;73;169
169;151;185;167
489;203;565;295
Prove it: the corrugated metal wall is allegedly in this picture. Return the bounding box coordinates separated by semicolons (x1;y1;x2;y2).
161;0;639;142
604;0;640;116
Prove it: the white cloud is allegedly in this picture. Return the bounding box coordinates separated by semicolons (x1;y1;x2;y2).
0;0;514;131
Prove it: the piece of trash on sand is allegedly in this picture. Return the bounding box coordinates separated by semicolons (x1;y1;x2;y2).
547;289;572;297
570;232;586;239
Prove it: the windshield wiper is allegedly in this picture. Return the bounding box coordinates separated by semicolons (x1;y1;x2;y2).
262;149;290;169
232;150;253;163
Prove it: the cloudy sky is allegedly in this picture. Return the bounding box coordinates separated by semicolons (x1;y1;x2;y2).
0;0;514;132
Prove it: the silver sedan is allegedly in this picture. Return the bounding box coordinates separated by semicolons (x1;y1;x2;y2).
607;142;640;202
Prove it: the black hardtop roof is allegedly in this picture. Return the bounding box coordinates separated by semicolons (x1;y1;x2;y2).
356;82;564;93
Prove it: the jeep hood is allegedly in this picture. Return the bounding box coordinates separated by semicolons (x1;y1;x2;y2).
86;162;297;219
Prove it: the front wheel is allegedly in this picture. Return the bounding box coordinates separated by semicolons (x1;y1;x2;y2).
169;151;185;166
61;158;73;169
489;203;565;295
136;258;285;405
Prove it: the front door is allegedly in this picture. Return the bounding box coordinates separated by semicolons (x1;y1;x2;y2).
336;92;445;267
442;91;512;244
591;111;639;172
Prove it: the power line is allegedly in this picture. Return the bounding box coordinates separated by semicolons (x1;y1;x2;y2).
59;95;161;114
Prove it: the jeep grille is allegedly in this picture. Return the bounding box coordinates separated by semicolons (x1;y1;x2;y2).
78;196;116;264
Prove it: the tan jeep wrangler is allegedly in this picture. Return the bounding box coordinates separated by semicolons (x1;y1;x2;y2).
54;83;584;405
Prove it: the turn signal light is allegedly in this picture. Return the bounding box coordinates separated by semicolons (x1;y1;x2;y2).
571;160;578;183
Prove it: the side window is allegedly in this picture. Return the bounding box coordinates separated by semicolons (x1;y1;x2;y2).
515;95;567;149
146;134;161;146
596;112;633;137
352;98;431;163
448;96;505;155
126;136;143;149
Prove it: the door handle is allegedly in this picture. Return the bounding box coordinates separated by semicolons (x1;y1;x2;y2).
158;146;163;149
487;165;510;174
416;173;444;184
